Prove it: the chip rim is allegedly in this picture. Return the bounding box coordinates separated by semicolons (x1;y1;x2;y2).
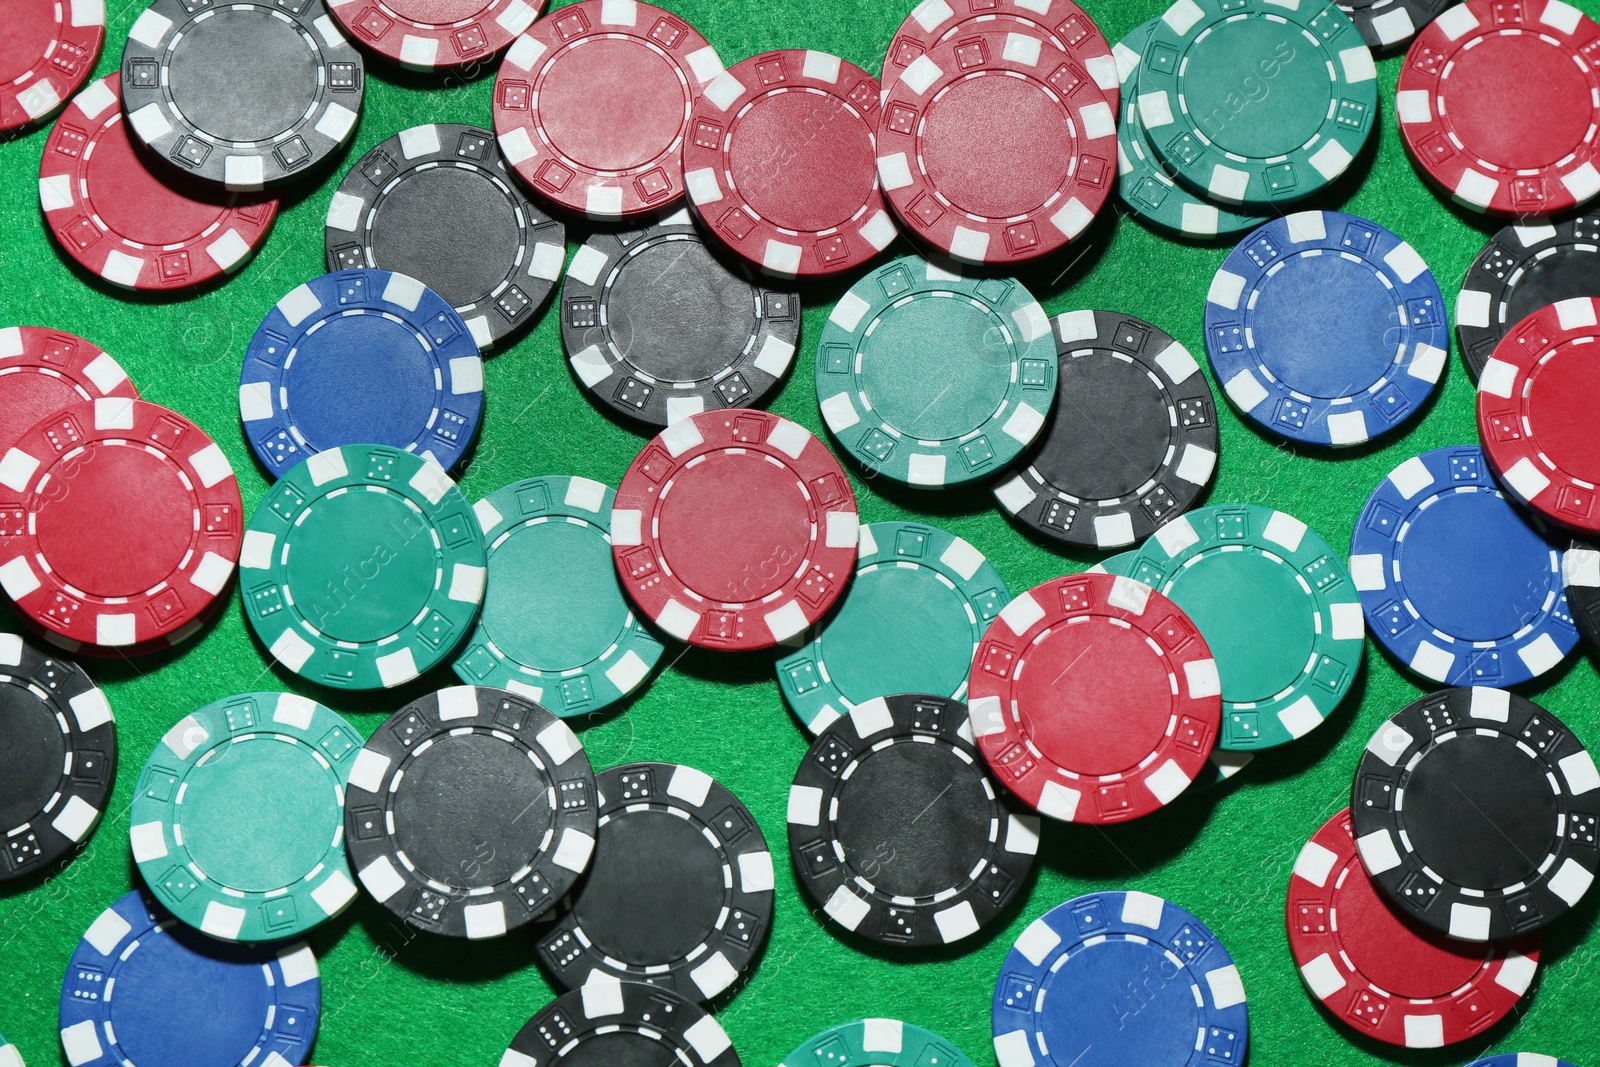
0;326;138;456
1456;217;1600;380
0;0;104;132
780;1019;979;1067
325;0;543;71
503;977;739;1066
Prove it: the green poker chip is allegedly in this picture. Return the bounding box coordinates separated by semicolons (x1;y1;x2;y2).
128;692;361;941
777;521;1010;734
1114;20;1271;239
1137;0;1377;208
781;1020;978;1067
1127;504;1364;751
453;476;664;716
816;255;1057;487
240;445;487;691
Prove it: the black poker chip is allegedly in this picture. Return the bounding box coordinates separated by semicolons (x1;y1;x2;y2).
993;310;1219;550
0;634;115;881
1338;0;1454;50
502;980;741;1067
344;686;597;939
1456;216;1600;379
1351;686;1600;941
537;762;773;1002
325;123;566;351
560;210;801;428
787;693;1039;948
1564;538;1600;652
120;0;365;189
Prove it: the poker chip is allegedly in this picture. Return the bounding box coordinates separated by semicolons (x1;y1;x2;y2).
787;694;1039;947
347;686;597;939
1562;538;1600;651
777;522;1009;735
238;445;487;691
561;211;800;427
120;0;365;190
684;49;895;278
877;29;1117;264
993;309;1217;548
0;633;114;882
239;268;485;478
1139;1;1376;207
1287;807;1540;1048
817;255;1056;487
326;0;540;70
1464;1058;1577;1067
1352;686;1600;941
492;0;724;219
325;123;565;351
1397;0;1600;216
1457;216;1600;379
1205;212;1447;448
502;979;739;1067
611;408;858;651
1340;0;1454;50
39;75;278;292
968;572;1222;823
1128;505;1364;752
0;398;242;651
128;692;360;942
59;890;321;1067
782;1020;977;1067
1478;298;1600;532
880;0;1118;108
1350;445;1577;687
1112;21;1270;240
0;0;103;131
454;476;664;716
0;327;137;455
992;891;1249;1067
538;761;771;1000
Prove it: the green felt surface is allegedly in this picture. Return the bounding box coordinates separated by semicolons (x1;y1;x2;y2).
1;1;1598;1065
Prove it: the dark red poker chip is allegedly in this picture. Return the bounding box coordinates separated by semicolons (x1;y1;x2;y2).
876;27;1117;264
1286;808;1540;1049
0;0;103;131
1477;297;1600;533
0;328;138;456
611;408;859;651
1397;0;1600;216
327;0;543;71
39;75;278;293
683;49;895;278
492;0;723;219
0;399;242;651
968;571;1221;823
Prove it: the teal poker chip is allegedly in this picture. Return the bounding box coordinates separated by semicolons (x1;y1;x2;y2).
128;692;361;941
777;521;1011;734
454;476;664;716
1127;504;1364;751
816;255;1057;487
239;445;487;690
781;1020;978;1067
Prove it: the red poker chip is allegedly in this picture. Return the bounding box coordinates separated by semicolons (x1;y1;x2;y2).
876;27;1117;265
968;571;1221;823
327;0;543;70
683;49;896;278
492;0;724;220
880;0;1118;109
1477;297;1600;532
38;75;278;293
0;327;138;455
1397;0;1600;217
611;407;859;651
0;398;242;650
1287;808;1540;1048
0;0;103;132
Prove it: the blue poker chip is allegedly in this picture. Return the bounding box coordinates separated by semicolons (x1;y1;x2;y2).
992;891;1249;1067
1204;211;1447;448
239;268;484;477
1351;445;1577;687
59;890;321;1067
1463;1058;1577;1067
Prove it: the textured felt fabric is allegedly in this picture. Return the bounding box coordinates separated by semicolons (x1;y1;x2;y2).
1;1;1597;1065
